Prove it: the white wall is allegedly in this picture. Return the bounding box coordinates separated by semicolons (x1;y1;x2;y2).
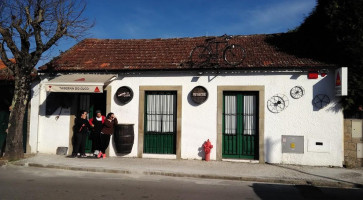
31;70;344;166
31;78;72;154
37;106;71;153
262;72;343;166
29;82;40;154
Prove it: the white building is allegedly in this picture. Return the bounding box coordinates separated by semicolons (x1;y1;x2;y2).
28;34;346;166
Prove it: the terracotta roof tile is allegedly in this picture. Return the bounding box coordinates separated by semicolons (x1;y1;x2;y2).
0;59;15;80
0;59;37;81
40;34;336;72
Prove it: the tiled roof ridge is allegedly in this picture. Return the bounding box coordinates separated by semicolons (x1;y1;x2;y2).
40;33;337;72
46;33;276;67
1;59;37;80
81;33;275;41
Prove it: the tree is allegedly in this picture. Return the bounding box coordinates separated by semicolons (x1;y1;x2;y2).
297;0;363;116
0;0;92;160
266;0;363;116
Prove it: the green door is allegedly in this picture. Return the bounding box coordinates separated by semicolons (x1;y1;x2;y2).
223;92;258;159
144;91;176;154
78;94;92;153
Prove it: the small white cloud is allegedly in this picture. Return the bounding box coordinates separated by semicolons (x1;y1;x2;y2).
246;0;316;32
185;0;316;36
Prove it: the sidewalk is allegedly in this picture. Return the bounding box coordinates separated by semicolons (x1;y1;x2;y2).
6;154;363;189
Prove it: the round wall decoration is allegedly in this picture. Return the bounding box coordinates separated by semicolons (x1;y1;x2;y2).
290;86;305;99
267;94;289;113
116;86;133;104
312;94;330;109
190;86;208;104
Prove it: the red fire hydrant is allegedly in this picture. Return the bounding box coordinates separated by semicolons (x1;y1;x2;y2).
203;139;213;161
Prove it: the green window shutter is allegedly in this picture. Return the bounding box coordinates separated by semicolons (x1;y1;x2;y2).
144;91;176;154
223;92;258;159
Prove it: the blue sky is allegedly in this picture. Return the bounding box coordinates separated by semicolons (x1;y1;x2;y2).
41;0;316;66
85;0;316;39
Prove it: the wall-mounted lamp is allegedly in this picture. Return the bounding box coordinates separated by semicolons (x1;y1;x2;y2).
320;69;328;77
308;71;319;79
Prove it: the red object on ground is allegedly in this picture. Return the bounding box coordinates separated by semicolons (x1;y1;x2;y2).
203;139;213;161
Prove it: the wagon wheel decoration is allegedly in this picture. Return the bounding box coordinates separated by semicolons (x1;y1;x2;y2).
267;94;289;113
290;86;305;99
312;94;330;109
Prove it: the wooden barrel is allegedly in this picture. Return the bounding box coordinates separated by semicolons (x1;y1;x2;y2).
114;124;134;154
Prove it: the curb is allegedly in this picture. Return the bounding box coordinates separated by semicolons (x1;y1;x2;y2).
10;162;361;189
13;162;132;174
143;171;359;189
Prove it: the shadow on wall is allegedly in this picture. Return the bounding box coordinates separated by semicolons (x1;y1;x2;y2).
290;73;302;80
198;141;206;160
39;92;73;117
191;76;199;82
264;33;340;114
264;33;341;114
312;73;340;113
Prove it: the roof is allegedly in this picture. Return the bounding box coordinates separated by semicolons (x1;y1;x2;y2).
0;59;37;81
39;34;337;72
0;59;14;80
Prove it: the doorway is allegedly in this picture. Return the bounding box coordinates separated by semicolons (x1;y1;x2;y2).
78;92;106;153
143;91;177;154
222;91;259;159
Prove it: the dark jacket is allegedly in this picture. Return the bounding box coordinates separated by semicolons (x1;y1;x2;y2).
89;116;105;135
74;118;91;134
101;118;118;135
0;110;9;134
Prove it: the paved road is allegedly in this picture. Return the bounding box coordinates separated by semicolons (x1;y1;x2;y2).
0;165;362;200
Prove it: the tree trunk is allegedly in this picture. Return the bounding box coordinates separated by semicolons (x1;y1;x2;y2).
5;73;31;161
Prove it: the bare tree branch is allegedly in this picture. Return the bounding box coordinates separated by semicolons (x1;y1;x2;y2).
0;0;92;160
0;26;21;60
11;16;31;54
1;0;92;69
0;40;15;71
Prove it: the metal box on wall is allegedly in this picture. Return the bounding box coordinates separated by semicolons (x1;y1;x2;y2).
282;135;304;154
357;143;363;159
352;120;362;138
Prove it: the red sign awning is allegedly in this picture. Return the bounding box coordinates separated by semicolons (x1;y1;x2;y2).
44;74;117;93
